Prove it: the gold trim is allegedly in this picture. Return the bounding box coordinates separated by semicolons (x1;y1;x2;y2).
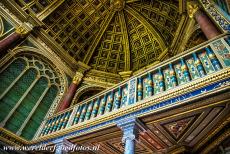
32;68;230;143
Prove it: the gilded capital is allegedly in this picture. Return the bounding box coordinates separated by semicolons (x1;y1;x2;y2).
72;72;83;84
15;22;33;37
187;1;200;18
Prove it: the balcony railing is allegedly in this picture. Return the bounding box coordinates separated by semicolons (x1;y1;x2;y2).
37;34;230;140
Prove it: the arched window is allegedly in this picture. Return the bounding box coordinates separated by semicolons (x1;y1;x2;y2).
0;55;62;140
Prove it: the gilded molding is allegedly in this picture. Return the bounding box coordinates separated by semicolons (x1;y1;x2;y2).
0;2;22;27
33;68;230;143
118;11;131;71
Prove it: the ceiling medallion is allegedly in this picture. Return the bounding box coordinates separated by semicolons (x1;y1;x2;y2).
111;0;125;11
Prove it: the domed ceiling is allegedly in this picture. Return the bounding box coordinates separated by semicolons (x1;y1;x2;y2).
14;0;181;74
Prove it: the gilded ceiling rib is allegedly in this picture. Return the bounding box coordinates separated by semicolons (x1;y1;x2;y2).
169;14;188;55
83;11;116;64
118;10;131;71
126;0;141;3
37;0;65;21
124;5;167;51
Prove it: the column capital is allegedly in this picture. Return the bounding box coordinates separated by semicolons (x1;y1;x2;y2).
15;22;33;37
72;72;84;84
116;117;137;143
119;71;133;80
187;1;200;18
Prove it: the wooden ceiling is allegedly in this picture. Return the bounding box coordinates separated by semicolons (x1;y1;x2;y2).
67;91;230;154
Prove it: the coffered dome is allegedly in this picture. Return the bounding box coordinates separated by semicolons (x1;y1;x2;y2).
15;0;181;74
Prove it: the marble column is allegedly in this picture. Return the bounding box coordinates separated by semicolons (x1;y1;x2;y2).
116;117;137;154
187;2;221;40
0;23;32;52
58;72;83;112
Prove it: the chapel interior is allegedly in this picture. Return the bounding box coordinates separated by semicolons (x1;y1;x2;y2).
0;0;230;154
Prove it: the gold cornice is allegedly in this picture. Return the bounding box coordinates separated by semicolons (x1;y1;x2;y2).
32;68;230;143
118;10;131;71
124;5;167;50
83;11;116;64
76;61;91;74
37;0;65;21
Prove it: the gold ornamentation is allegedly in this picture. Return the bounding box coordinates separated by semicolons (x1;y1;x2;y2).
72;72;83;84
34;68;230;143
119;71;133;80
15;23;33;37
187;1;200;18
111;0;125;11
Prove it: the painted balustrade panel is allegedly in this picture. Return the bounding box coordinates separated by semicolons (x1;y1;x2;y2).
198;49;216;74
134;36;229;102
211;38;230;67
39;35;230;137
40;110;72;136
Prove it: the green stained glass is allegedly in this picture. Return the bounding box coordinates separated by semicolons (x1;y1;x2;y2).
0;58;26;94
21;85;58;140
0;68;36;122
4;77;48;133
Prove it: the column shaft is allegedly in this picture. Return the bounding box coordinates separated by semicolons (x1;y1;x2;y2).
125;139;135;154
58;83;78;111
58;73;83;112
0;32;21;52
194;10;221;39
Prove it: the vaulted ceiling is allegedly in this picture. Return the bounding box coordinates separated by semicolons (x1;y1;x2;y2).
14;0;182;74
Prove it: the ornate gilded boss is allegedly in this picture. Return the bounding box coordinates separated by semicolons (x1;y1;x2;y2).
111;0;125;11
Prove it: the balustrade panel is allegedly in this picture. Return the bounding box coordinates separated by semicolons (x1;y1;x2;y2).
38;34;230;138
